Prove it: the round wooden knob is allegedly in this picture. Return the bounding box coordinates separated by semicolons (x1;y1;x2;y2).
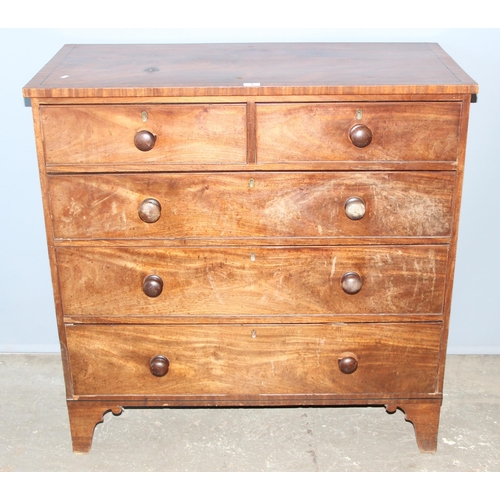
150;355;169;377
138;198;161;223
349;124;372;148
341;272;363;294
134;130;156;151
143;275;163;297
345;197;366;220
338;353;358;374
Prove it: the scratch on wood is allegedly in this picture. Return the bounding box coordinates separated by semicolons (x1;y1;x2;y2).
316;338;325;367
90;192;116;209
206;266;224;304
429;248;436;296
68;198;83;217
329;256;337;285
262;196;299;231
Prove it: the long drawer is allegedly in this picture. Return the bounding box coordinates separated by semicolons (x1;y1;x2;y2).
66;323;441;397
56;245;447;317
48;171;455;240
256;102;461;163
40;104;247;165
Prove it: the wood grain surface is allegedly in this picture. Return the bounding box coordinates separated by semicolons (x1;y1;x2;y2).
257;102;461;162
40;104;247;165
66;322;441;396
56;245;448;317
23;43;478;98
48;171;456;240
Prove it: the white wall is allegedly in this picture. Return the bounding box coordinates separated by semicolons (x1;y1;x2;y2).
1;28;498;353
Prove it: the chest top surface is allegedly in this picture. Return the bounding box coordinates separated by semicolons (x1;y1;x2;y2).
23;42;478;98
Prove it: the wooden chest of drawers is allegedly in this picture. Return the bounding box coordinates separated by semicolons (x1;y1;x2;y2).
23;43;477;453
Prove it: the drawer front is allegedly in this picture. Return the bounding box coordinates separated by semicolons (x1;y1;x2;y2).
257;102;461;163
66;323;441;397
56;245;447;317
49;171;455;240
40;104;247;165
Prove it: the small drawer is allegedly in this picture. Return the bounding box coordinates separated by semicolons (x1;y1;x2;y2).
256;102;461;163
48;171;455;240
56;245;447;318
66;323;441;397
40;104;247;166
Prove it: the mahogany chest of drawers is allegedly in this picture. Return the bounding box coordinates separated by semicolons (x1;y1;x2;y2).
23;43;478;453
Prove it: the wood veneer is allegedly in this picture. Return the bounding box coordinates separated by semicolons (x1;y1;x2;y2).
23;43;478;454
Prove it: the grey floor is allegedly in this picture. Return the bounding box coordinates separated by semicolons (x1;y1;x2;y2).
0;354;499;472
